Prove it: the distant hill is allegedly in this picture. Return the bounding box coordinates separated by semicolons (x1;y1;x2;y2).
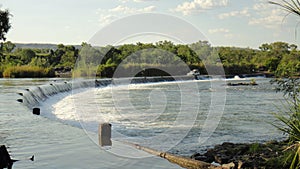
14;43;81;50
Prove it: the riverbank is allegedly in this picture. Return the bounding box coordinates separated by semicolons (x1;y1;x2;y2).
190;140;290;169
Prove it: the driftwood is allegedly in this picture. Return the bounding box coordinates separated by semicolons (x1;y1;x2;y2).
128;143;229;169
227;82;258;86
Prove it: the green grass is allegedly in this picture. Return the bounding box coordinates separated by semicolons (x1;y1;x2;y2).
2;65;55;78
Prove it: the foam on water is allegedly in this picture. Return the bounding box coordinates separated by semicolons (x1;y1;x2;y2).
33;77;285;156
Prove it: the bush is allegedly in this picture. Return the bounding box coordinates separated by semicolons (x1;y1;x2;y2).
272;78;300;169
3;65;55;78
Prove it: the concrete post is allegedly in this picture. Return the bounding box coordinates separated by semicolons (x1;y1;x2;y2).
98;123;112;147
33;108;40;115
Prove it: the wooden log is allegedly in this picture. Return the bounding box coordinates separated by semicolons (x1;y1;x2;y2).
129;143;227;169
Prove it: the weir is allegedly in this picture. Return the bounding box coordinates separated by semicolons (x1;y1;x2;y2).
18;75;225;169
20;79;105;108
20;75;195;109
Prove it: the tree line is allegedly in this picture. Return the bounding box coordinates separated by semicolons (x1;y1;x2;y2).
0;40;299;78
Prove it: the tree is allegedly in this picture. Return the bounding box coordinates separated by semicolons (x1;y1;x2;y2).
19;49;36;64
0;9;11;58
2;41;15;53
0;9;11;42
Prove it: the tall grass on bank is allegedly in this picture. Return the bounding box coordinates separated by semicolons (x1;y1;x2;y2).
273;99;300;169
272;78;300;169
2;65;55;78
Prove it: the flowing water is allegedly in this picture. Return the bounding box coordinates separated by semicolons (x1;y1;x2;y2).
0;78;182;169
0;77;287;168
37;77;286;158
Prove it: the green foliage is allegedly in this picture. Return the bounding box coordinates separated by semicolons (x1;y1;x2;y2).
276;51;300;77
248;143;261;153
2;41;15;53
29;57;50;67
271;78;300;105
0;40;299;78
272;103;300;169
271;77;300;169
0;9;11;42
18;48;36;64
3;65;54;78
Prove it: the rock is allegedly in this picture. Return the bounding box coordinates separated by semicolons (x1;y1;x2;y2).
190;152;200;159
192;141;290;168
29;155;34;161
0;145;14;169
237;160;243;169
214;154;231;164
222;162;235;169
190;153;207;161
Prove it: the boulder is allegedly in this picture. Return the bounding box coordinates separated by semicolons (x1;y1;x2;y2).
0;145;14;169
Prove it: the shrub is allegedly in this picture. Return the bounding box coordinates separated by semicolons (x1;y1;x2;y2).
271;78;300;169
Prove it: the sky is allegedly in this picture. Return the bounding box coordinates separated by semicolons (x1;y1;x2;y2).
1;0;299;48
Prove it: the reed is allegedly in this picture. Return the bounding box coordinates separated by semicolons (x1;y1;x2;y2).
2;65;55;78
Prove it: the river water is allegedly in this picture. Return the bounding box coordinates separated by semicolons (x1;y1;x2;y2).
0;78;182;169
0;77;287;168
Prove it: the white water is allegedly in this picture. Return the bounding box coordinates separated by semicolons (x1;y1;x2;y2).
38;78;286;156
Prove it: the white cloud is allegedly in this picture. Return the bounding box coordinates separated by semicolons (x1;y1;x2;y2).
174;0;228;15
142;5;156;12
249;3;285;29
248;9;283;28
134;0;159;2
218;8;250;19
208;28;229;34
109;5;156;14
97;5;156;26
99;14;117;26
224;33;233;38
119;0;158;3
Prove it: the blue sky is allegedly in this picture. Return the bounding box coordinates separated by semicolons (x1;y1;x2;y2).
1;0;299;48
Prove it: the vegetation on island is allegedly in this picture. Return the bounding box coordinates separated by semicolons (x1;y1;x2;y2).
0;40;299;78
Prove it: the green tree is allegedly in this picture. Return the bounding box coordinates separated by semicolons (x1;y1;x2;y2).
0;8;11;58
19;48;36;64
177;44;197;64
29;57;49;67
0;9;11;42
2;41;15;53
190;40;212;62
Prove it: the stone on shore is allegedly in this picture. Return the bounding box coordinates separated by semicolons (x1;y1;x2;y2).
190;141;289;169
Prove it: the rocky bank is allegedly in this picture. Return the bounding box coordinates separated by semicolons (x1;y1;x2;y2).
190;141;291;169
